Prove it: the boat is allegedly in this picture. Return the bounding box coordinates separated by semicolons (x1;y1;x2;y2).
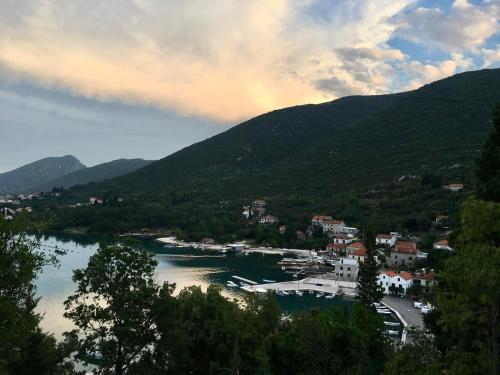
308;290;314;294
276;290;289;296
295;290;303;296
325;293;335;299
316;292;324;298
385;330;399;335
377;309;392;315
163;243;177;248
262;279;275;283
384;321;400;326
226;281;238;288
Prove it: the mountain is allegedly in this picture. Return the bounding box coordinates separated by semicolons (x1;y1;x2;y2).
0;155;85;194
34;158;154;192
74;68;500;200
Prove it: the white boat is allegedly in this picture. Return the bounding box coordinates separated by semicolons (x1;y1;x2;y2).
276;290;289;296
316;292;324;298
385;330;399;335
308;290;314;294
377;310;392;315
384;321;400;326
262;279;275;283
295;290;303;296
226;281;238;288
325;294;335;299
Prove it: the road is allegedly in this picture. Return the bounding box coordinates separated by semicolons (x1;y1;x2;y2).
382;296;424;328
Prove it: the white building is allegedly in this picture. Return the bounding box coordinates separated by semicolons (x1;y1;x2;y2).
321;219;345;234
377;270;413;295
333;234;353;245
311;215;333;226
333;258;359;282
376;233;397;247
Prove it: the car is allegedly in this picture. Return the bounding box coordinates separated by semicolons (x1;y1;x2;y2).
414;301;425;309
421;306;431;314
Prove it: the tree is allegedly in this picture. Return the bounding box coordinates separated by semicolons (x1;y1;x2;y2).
384;328;441;375
431;198;500;374
475;103;500;202
356;234;383;311
64;242;163;374
0;219;76;374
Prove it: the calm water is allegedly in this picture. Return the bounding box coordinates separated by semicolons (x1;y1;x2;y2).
34;233;353;338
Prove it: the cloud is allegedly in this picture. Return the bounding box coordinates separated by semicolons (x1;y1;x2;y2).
0;0;413;122
394;0;498;52
0;0;498;123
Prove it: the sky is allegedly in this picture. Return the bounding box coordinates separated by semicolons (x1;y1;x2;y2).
1;0;499;172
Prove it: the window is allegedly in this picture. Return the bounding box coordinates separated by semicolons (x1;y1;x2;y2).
340;266;343;270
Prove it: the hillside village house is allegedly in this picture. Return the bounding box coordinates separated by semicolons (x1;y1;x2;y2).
259;215;278;224
433;239;453;251
413;271;437;293
376;233;398;247
252;199;267;217
327;242;347;257
311;215;333;227
321;219;346;234
349;248;367;262
346;241;366;255
333;257;359;282
377;270;413;295
389;240;418;267
333;234;353;245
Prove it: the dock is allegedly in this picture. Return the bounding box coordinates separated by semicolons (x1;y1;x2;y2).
241;277;357;296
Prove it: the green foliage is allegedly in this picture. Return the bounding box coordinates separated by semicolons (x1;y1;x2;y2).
63;242;163;374
384;328;441;375
475;103;500;202
431;198;500;374
356;234;383;310
0;219;77;374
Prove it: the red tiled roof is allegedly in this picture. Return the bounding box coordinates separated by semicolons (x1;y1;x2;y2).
416;272;436;281
349;242;366;250
323;219;344;225
351;249;367;257
376;233;393;239
395;240;417;254
383;270;397;277
327;243;346;250
449;183;463;187
399;271;413;281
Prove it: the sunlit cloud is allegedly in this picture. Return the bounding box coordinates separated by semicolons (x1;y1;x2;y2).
0;0;499;123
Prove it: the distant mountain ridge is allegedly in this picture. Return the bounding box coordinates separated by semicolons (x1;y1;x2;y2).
33;158;154;192
0;155;85;194
71;68;500;200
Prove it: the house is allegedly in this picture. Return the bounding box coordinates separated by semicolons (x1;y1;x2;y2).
259;215;278;224
433;239;453;251
1;207;16;220
349;248;367;262
252;200;267;216
333;234;353;245
377;270;413;295
278;225;287;234
413;271;437;293
311;215;333;226
296;230;306;241
389;241;418;267
333;258;359;282
321;219;345;234
327;242;347;256
376;233;397;247
241;206;252;219
442;183;464;192
346;241;367;255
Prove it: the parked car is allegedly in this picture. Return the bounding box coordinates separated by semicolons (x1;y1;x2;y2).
421;306;431;314
414;301;425;309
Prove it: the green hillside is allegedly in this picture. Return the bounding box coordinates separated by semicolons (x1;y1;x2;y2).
75;68;499;198
33;158;154;192
39;68;499;238
0;155;85;194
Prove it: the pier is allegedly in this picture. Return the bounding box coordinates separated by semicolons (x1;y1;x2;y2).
240;277;357;296
231;275;258;285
